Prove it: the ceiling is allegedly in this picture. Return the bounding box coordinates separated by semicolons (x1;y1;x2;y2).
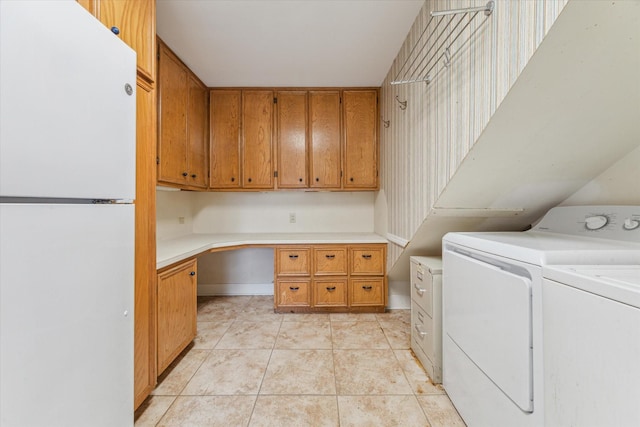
156;0;424;87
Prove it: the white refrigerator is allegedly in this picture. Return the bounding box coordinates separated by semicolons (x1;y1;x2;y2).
1;2;136;426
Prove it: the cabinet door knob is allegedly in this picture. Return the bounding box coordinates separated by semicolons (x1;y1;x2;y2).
362;254;372;259
288;254;299;259
325;254;335;259
248;178;252;183
350;177;354;182
189;271;195;276
299;178;303;182
362;285;373;291
191;174;197;178
182;172;188;177
110;26;120;35
289;286;299;291
315;177;319;182
231;177;235;182
326;286;336;291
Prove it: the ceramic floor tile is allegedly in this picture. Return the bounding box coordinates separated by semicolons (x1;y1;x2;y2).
182;349;271;395
151;349;209;396
379;319;411;349
282;312;331;322
331;321;390;349
215;321;281;349
338;395;430;427
260;349;336;395
417;394;466;427
197;296;252;322
134;396;176;427
275;321;332;349
375;309;411;324
329;313;377;322
235;306;284;322
333;349;413;395
157;395;256;427
249;395;339;427
192;321;233;349
394;350;445;395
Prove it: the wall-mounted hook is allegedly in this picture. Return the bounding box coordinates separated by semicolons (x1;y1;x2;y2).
395;95;407;110
381;116;390;128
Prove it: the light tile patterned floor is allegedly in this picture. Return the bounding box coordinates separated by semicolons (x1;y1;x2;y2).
135;295;466;427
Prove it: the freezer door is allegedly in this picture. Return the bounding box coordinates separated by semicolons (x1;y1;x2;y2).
0;1;136;200
0;204;134;427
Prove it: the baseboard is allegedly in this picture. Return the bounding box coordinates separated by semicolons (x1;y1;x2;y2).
198;283;274;296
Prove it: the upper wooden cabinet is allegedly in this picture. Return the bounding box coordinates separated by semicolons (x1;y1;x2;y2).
210;90;241;189
78;0;156;86
309;91;342;189
343;90;378;189
277;91;308;188
157;40;208;189
242;91;274;189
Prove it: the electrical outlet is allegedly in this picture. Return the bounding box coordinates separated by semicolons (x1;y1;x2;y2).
289;212;296;223
178;216;185;224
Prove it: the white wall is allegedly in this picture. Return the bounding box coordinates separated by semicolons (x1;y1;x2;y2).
191;191;375;233
560;145;640;206
156;188;194;240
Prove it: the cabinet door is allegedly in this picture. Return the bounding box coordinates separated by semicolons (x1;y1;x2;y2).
95;0;156;84
309;91;341;189
157;44;188;185
186;76;208;188
242;90;274;189
343;90;378;189
277;91;308;188
134;81;157;409
210;90;241;188
157;260;197;374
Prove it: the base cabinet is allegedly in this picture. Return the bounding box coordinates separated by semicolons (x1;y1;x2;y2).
274;244;386;313
410;256;443;383
157;259;197;374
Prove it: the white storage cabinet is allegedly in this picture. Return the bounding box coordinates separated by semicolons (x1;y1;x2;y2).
410;256;443;383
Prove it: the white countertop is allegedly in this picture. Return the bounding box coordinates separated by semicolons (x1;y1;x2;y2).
157;232;388;269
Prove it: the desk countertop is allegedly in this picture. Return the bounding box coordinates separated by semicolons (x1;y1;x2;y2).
157;232;388;269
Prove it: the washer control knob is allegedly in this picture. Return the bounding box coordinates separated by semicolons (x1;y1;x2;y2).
623;218;640;231
585;215;608;230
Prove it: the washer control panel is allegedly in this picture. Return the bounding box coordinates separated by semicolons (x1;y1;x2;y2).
534;206;640;242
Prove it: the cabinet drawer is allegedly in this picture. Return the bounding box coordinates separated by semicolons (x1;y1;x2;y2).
314;247;347;275
276;248;310;276
349;278;385;306
276;279;311;306
350;246;385;275
411;301;433;357
411;267;433;316
313;278;348;307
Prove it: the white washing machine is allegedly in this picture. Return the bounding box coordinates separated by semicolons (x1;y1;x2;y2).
543;264;640;427
442;205;640;427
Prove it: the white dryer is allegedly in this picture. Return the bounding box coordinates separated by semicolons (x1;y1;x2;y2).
442;205;640;427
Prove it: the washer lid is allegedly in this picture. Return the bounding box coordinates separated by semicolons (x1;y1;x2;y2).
543;265;640;308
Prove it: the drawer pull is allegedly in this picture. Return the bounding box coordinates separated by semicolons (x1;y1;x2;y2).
417;310;424;320
325;254;335;259
288;254;299;259
326;286;336;291
289;286;300;291
189;271;196;276
362;254;372;259
362;285;373;291
413;282;426;295
414;324;428;338
417;272;423;281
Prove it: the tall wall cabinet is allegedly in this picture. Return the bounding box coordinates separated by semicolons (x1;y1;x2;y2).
78;0;157;410
157;39;209;189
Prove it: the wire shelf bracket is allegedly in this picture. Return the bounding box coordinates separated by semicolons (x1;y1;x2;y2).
391;1;494;86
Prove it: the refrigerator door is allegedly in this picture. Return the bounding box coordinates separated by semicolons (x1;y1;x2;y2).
0;203;134;427
0;1;136;200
